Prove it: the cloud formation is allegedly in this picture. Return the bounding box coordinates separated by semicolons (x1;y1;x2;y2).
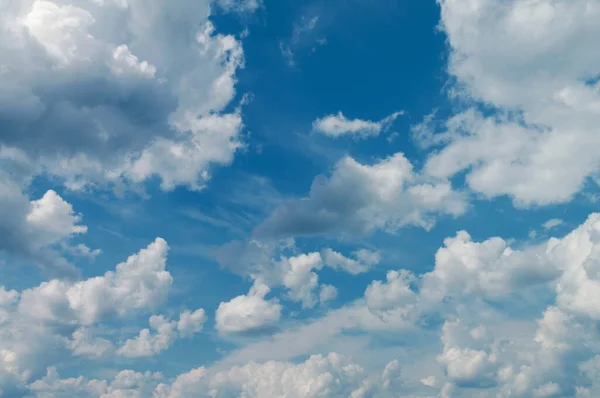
312;111;402;139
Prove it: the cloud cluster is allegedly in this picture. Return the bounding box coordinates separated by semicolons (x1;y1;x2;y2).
29;353;402;398
255;153;467;238
425;0;600;205
0;0;247;193
117;309;206;357
0;239;173;394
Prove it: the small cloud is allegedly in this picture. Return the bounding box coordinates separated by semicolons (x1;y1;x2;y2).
421;376;437;387
217;0;262;13
312;111;403;139
542;218;563;231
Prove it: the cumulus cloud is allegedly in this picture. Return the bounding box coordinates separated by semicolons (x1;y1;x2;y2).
312;111;403;139
215;282;282;334
0;0;248;192
364;270;417;313
118;309;206;358
0;238;173;393
425;0;600;206
321;248;380;275
0;183;94;274
254;153;467;239
543;218;564;231
117;315;178;358
215;241;374;310
67;327;114;358
26;352;389;398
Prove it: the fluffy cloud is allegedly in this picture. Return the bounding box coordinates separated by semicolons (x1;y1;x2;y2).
215;282;282;334
364;270;417;313
117;315;178;358
425;0;600;205
177;309;208;338
118;309;206;357
67;328;114;358
312;111;402;139
29;367;162;398
322;248;380;275
279;252;323;308
215;241;374;309
419;230;559;303
255;153;467;238
543;218;564;231
0;183;93;274
0;239;172;393
0;0;248;192
29;352;400;398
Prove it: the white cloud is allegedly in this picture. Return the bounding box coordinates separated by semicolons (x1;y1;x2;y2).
26;190;87;250
419;230;559;303
312;111;403;139
0;238;172;394
117;307;207;358
319;284;338;304
0;183;95;274
364;270;417;313
177;309;207;338
28;352;389;398
0;0;250;194
61;238;172;325
280;252;323;308
117;315;178;358
255;153;467;238
67;327;113;358
543;218;564;231
436;320;499;388
215;282;282;334
29;367;162;398
425;0;600;206
321;248;380;275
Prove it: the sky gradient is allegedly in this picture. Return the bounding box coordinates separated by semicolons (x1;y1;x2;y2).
1;0;600;397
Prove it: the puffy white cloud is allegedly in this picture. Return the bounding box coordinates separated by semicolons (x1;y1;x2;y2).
177;309;207;338
0;183;94;274
0;0;250;193
550;214;600;319
118;308;207;357
319;284;338;304
321;248;380;275
26;190;87;250
364;270;417;313
61;238;171;325
312;111;402;139
215;282;282;334
425;0;600;205
0;239;172;392
28;353;390;398
255;153;467;238
419;230;558;303
29;367;162;398
280;252;323;308
117;315;178;358
437;320;499;388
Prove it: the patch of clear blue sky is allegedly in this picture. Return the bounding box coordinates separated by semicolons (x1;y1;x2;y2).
17;0;599;378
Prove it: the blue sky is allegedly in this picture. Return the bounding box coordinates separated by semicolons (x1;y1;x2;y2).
1;0;600;397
